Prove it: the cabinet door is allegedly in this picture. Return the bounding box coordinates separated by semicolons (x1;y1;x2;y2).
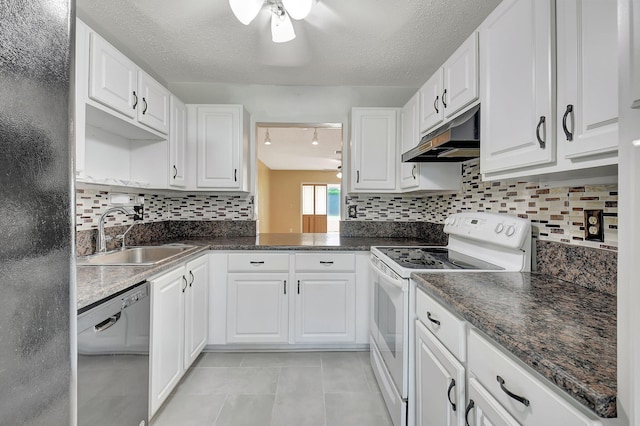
89;33;137;118
419;71;444;134
197;105;242;189
480;0;555;174
557;0;618;159
443;32;479;119
467;378;520;426
150;266;186;416
415;320;466;426
226;273;289;343
351;108;397;191
294;273;356;343
137;71;170;134
169;96;187;188
184;255;209;369
400;93;420;190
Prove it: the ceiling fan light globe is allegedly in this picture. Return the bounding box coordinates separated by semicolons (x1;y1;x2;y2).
229;0;264;25
282;0;313;20
271;11;296;43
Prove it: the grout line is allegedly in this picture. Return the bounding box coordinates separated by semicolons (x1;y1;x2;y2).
211;394;228;426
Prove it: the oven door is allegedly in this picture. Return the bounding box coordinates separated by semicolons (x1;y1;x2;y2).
370;258;408;395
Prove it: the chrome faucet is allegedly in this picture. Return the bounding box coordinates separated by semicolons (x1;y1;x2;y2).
97;206;138;253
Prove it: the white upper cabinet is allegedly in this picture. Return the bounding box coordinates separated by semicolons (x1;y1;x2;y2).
137;70;170;134
480;0;555;174
88;31;169;135
89;33;137;119
350;108;398;192
400;93;421;190
419;32;479;135
419;71;445;134
443;32;479;119
557;0;618;159
169;96;187;188
189;104;249;191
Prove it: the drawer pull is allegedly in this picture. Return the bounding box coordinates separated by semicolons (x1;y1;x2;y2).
250;261;265;265
464;400;474;426
319;261;334;265
284;280;287;295
447;378;457;411
497;376;530;407
427;312;440;326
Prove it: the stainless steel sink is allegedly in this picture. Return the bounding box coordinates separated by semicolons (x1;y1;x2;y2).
78;245;197;266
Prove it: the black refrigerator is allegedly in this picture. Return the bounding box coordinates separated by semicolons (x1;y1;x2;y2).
0;0;74;424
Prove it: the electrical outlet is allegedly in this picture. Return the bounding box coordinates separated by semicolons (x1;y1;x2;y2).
133;204;144;221
584;209;604;241
348;205;358;219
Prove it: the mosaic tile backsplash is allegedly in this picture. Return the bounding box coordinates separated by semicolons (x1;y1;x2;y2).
76;188;254;231
346;160;618;251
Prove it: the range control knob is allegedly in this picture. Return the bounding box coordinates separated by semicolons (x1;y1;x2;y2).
505;225;516;237
449;217;457;226
495;223;505;234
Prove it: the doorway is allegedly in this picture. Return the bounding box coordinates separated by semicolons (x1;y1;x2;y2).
256;123;343;234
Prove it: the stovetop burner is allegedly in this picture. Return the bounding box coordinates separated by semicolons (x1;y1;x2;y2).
375;247;503;270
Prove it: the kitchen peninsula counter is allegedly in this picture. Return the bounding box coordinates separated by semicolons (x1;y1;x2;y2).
412;271;617;418
77;235;436;312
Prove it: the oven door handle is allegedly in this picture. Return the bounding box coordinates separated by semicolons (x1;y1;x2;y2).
376;268;405;292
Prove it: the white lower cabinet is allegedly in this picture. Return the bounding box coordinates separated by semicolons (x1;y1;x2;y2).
150;255;209;417
466;378;520;426
467;330;601;426
415;301;466;426
226;273;289;344
294;273;355;343
210;251;368;347
415;287;603;426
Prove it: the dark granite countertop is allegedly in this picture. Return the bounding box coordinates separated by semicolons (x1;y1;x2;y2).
412;272;616;418
181;234;437;251
77;235;435;311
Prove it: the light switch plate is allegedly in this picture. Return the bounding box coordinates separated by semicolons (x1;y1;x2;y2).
584;210;604;241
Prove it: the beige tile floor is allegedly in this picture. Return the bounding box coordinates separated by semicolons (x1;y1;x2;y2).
151;351;393;426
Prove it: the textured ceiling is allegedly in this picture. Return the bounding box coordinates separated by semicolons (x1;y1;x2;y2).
77;0;502;87
257;126;343;170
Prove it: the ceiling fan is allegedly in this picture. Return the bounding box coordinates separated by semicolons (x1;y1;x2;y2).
229;0;316;43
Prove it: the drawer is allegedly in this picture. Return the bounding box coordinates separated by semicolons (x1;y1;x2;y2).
228;253;289;272
468;330;601;426
295;252;355;272
415;287;466;362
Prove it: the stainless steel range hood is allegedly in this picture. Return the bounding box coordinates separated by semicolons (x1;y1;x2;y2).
402;105;480;162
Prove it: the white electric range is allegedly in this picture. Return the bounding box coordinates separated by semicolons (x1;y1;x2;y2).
368;212;531;426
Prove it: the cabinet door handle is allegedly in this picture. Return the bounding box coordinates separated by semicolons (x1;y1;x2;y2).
234;169;238;182
189;271;194;287
250;261;265;265
464;400;474;426
426;311;441;326
142;98;148;115
412;164;417;179
447;378;457;411
173;165;178;179
132;91;138;109
562;104;574;141
356;170;360;183
536;116;546;149
442;89;448;108
434;95;439;114
284;280;287;295
497;376;530;407
182;276;188;293
319;261;334;265
297;280;300;294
